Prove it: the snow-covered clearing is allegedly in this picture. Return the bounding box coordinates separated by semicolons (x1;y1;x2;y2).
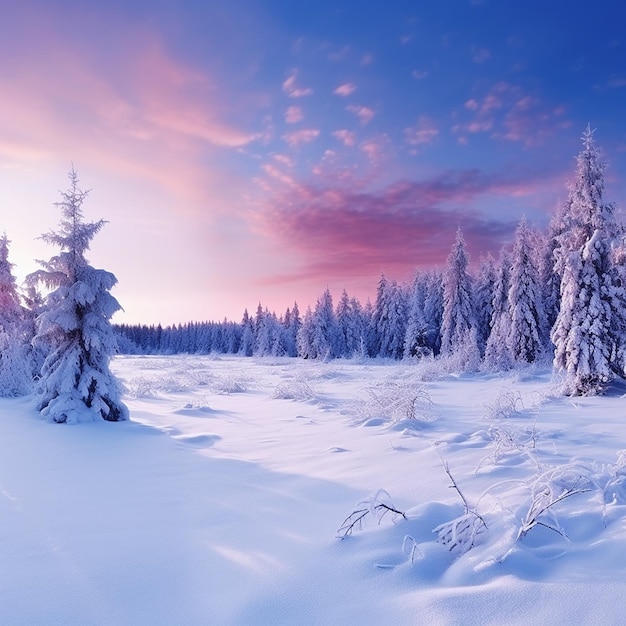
2;355;626;624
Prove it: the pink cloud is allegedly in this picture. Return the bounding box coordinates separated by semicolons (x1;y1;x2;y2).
359;135;391;164
285;106;304;124
332;129;357;147
334;83;357;97
273;153;294;167
361;53;374;67
261;163;300;188
412;70;428;79
282;129;320;147
346;105;375;125
253;170;545;282
282;70;313;98
456;82;570;147
404;116;439;147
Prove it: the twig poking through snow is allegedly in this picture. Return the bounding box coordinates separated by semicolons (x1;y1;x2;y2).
337;489;406;539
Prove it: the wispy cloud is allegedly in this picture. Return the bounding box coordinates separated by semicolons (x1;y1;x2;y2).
285;106;304;124
334;83;357;97
404;116;439;147
605;76;626;89
282;128;320;147
261;162;300;188
254;169;547;282
412;70;428;79
455;82;570;146
273;153;293;167
282;69;313;98
328;45;351;62
0;10;262;211
346;105;375;125
360;53;374;67
332;129;357;147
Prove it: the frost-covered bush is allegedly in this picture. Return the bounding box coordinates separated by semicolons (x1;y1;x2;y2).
353;380;436;424
213;375;250;394
484;389;525;421
272;379;316;401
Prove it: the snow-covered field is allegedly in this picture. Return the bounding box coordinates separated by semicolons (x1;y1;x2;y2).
2;355;626;624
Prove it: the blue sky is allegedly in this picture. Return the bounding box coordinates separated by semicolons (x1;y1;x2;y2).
1;0;625;324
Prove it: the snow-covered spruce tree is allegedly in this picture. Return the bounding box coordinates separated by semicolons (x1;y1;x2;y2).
28;168;128;423
296;305;314;358
404;272;431;359
507;216;546;364
551;128;626;395
335;289;351;358
422;269;444;356
0;233;24;329
484;249;513;370
369;275;408;359
281;304;300;357
239;309;255;356
473;254;496;356
378;280;408;360
310;288;340;360
0;233;34;397
440;228;477;356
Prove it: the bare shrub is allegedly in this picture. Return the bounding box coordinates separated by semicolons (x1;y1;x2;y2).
515;463;597;542
337;489;406;539
433;461;487;554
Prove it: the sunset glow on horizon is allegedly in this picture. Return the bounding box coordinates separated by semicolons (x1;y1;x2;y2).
2;0;626;325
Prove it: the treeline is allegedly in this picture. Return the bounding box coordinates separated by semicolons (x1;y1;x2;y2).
0;130;623;400
117;129;626;396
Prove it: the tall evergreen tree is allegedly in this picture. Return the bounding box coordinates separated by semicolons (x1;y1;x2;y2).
507;217;546;364
484;249;513;370
422;269;444;355
28;168;128;423
0;233;24;330
551;128;626;395
404;272;431;358
296;306;314;359
335;289;352;358
310;288;339;359
441;228;477;355
474;254;496;355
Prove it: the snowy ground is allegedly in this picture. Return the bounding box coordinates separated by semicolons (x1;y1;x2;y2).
2;355;626;624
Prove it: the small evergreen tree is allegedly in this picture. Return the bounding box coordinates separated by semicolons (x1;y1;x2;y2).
28;167;128;423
